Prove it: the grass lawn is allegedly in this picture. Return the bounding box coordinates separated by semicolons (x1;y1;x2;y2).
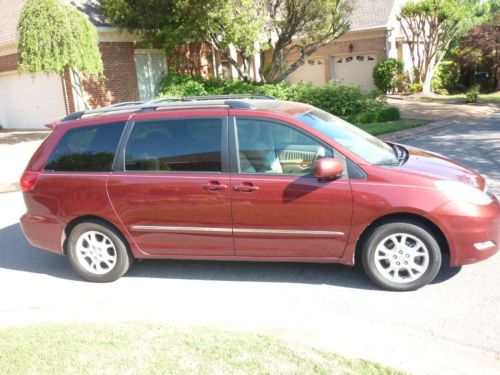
0;323;405;375
357;119;427;136
420;91;500;104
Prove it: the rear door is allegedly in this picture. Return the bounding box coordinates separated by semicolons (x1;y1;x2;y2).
230;116;352;258
107;111;234;256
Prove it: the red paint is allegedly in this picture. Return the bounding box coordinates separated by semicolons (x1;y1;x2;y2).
20;102;499;270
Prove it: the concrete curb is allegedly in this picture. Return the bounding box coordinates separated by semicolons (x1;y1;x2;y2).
0;183;20;194
378;117;460;142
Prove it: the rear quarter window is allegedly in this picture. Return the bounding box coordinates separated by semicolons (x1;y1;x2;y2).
45;122;125;172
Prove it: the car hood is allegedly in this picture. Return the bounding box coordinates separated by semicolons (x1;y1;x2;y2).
397;144;486;190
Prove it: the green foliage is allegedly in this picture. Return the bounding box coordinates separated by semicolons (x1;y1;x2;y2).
100;0;351;83
465;84;480;103
372;59;404;93
408;82;423;93
431;61;461;93
159;75;394;124
17;0;103;75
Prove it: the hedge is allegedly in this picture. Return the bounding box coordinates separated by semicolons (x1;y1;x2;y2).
158;75;400;124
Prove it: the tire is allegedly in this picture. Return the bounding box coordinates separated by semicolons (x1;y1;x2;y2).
67;220;133;282
361;220;442;291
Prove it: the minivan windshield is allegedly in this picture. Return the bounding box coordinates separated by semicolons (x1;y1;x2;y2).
296;108;399;165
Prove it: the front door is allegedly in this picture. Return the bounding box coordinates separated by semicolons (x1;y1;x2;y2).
107;115;234;256
230;117;352;258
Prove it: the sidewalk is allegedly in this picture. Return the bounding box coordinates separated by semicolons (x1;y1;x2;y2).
0;131;48;193
387;97;499;121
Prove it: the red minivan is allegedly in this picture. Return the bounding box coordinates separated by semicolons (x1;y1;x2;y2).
20;96;499;290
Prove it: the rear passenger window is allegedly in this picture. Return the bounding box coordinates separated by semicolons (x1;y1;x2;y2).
45;122;125;172
125;118;222;172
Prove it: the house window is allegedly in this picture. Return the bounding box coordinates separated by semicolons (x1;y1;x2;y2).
356;56;364;61
134;50;167;101
345;56;353;63
367;55;375;61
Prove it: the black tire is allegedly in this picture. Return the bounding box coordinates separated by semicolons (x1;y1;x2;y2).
361;220;442;291
67;220;133;282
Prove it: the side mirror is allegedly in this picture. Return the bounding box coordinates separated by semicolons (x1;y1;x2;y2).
314;157;344;180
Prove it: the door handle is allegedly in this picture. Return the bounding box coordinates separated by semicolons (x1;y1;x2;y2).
233;184;260;192
202;181;228;191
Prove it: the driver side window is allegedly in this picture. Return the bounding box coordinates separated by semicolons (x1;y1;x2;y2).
236;118;333;175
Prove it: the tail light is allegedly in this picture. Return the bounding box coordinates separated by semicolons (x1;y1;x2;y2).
20;171;41;192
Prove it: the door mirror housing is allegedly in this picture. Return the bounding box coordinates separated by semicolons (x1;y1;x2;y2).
314;158;344;180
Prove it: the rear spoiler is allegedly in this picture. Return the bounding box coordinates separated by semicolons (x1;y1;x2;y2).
44;122;58;130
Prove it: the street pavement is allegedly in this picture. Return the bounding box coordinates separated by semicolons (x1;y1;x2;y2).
0;113;499;375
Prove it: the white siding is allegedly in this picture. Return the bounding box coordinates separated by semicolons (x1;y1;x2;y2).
0;71;66;129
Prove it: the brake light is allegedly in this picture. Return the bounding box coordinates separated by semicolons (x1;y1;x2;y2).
20;171;41;192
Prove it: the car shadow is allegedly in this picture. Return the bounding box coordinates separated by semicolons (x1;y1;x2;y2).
0;222;461;289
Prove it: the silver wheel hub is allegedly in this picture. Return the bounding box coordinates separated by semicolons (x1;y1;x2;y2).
75;231;117;275
374;233;430;284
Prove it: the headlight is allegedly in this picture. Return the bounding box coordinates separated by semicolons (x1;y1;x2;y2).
435;180;493;205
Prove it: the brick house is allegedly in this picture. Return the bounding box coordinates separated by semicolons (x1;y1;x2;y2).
0;0;411;129
0;0;215;129
286;0;411;90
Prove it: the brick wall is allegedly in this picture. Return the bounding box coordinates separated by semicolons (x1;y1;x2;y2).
82;42;139;109
169;42;214;78
0;53;18;73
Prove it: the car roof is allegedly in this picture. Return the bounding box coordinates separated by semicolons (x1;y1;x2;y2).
53;97;315;128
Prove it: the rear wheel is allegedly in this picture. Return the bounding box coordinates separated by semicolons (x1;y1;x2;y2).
67;220;132;282
361;220;442;291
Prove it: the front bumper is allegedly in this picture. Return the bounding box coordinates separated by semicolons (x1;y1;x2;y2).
432;200;499;266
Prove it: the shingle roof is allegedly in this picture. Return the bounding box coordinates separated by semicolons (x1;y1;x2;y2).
0;0;108;47
348;0;398;31
1;0;400;47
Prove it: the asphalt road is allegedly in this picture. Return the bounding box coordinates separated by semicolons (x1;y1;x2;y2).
0;114;499;375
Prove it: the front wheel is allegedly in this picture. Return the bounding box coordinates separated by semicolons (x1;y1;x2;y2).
67;220;132;282
361;221;442;291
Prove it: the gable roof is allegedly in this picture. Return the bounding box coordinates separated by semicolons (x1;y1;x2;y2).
0;0;108;47
348;0;398;32
1;0;402;47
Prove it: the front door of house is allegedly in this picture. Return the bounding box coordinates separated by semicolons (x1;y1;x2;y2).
135;50;166;101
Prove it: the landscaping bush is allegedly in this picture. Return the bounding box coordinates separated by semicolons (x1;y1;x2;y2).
376;107;401;122
408;82;423;94
372;58;404;93
465;84;480;103
159;75;389;122
432;61;460;94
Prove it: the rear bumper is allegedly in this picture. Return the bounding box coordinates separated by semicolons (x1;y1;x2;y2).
20;213;65;255
433;201;499;266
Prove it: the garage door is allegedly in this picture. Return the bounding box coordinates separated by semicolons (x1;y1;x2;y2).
287;57;326;86
331;54;377;91
0;72;66;129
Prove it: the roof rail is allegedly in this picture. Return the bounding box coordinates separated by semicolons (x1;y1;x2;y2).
60;94;275;122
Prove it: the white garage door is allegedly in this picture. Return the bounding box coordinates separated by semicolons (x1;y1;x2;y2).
0;72;66;129
287;57;326;86
331;54;377;91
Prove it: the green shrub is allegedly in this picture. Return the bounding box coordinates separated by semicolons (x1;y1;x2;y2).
372;58;404;93
432;61;460;94
434;88;449;96
376;107;400;122
159;74;392;122
408;82;423;94
465;84;480;103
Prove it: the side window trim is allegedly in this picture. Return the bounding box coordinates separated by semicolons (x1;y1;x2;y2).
118;116;229;174
230;116;341;177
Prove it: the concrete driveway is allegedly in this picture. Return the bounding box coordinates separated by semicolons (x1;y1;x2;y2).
0;114;499;375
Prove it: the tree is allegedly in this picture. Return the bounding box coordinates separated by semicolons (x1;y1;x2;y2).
17;0;103;108
100;0;351;83
398;0;469;95
456;13;500;89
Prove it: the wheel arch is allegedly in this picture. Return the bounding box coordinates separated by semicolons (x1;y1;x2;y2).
354;212;450;264
63;215;132;256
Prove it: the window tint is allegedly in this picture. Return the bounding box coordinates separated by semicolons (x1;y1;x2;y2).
45;122;125;172
125;118;222;172
236;118;333;175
